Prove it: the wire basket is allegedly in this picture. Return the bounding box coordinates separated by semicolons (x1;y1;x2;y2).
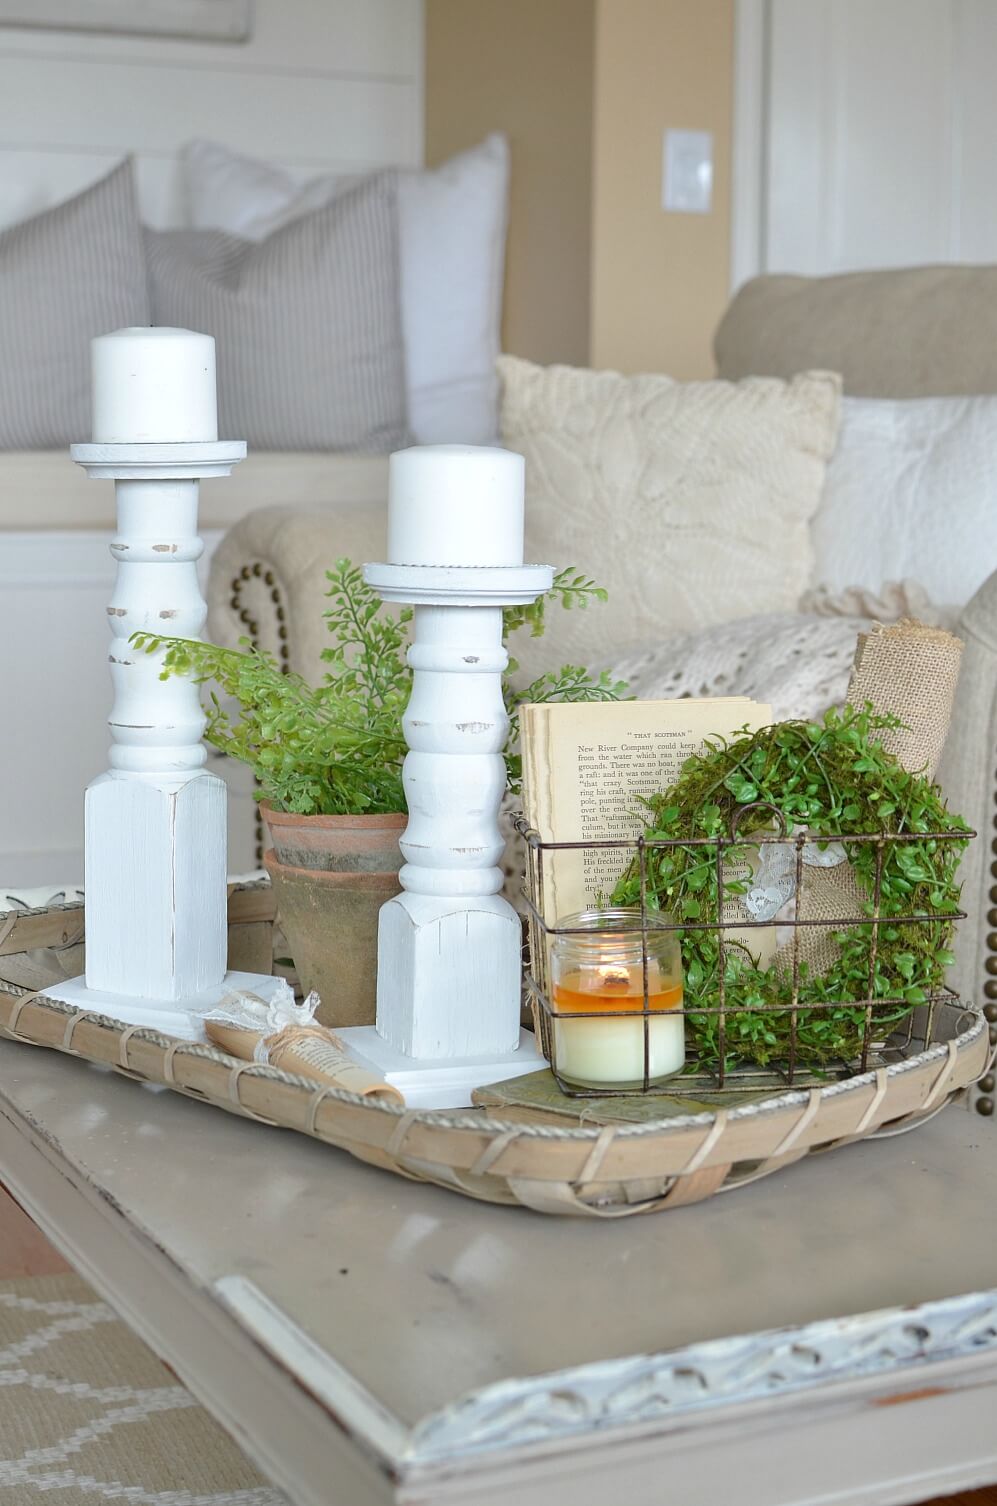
516;810;974;1096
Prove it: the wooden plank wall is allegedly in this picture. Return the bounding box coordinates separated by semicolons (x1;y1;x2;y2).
0;0;424;230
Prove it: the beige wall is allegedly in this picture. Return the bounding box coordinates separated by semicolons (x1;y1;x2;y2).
424;0;733;379
424;0;595;366
591;0;734;379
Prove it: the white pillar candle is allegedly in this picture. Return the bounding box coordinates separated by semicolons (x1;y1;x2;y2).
550;912;686;1090
91;327;218;443
387;444;525;566
553;1013;686;1089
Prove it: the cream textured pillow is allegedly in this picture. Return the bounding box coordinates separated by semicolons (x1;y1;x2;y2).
499;356;841;679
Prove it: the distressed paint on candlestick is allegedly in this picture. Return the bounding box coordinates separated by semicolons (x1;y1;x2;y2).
44;327;288;1037
81;333;230;1000
67;330;242;1011
86;473;226;996
379;600;517;1057
339;446;553;1105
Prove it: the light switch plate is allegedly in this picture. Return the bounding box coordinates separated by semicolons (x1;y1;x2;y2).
662;129;713;214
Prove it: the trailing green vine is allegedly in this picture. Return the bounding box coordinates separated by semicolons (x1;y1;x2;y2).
611;705;970;1071
133;559;627;817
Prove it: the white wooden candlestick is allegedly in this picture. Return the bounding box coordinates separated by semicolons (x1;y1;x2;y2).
338;446;553;1108
43;327;284;1039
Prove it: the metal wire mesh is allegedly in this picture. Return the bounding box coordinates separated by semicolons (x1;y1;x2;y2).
515;813;973;1096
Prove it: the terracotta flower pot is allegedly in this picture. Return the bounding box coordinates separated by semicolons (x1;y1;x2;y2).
261;803;407;875
261;803;406;1028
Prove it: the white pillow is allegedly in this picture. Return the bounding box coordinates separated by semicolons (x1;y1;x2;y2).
813;395;997;609
183;136;509;447
183;139;351;241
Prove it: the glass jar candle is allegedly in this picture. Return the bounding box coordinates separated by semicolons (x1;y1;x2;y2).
550;908;684;1090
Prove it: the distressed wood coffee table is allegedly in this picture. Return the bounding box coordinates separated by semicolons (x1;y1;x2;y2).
1;1038;996;1506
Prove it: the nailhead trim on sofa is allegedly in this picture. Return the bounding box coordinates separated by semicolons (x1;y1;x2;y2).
980;758;997;1114
229;561;290;863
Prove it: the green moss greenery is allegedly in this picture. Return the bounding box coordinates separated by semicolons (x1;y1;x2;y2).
611;705;970;1072
132;558;627;818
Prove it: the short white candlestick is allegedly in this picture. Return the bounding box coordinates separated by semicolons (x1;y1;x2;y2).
43;327;284;1038
338;446;553;1108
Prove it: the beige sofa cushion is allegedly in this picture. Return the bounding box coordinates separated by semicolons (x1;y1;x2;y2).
715;266;997;397
498;355;841;681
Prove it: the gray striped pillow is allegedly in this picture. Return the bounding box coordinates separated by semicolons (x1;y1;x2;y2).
145;173;409;452
0;159;149;448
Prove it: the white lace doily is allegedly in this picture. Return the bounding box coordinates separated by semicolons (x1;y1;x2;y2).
609;612;874;723
501;613;876;907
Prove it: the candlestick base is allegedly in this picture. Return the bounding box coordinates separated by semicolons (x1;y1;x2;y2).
335;1026;546;1109
84;771;228;1002
375;891;523;1059
40;971;288;1043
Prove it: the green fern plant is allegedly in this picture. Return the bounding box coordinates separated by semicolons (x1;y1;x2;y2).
133;560;627;816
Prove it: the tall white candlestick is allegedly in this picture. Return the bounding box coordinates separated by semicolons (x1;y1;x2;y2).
105;480;210;777
84;466;224;1002
82;330;234;1007
380;598;518;1058
36;329;248;1035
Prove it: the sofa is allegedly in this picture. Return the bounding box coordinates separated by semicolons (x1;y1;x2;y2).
205;265;997;1042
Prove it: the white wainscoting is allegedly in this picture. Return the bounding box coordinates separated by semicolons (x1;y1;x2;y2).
0;529;257;888
0;0;424;229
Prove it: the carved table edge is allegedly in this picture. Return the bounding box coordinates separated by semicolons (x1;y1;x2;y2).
214;1273;997;1469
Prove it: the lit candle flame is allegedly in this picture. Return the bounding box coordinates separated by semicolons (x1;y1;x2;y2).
595;963;631;986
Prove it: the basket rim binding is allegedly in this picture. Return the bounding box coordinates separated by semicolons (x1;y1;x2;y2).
0;984;985;1142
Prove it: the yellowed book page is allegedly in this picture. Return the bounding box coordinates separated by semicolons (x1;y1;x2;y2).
520;697;774;965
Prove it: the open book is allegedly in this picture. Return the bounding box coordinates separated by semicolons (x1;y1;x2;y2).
520;696;772;950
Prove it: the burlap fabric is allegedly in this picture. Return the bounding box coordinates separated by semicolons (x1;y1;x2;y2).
776;619;964;978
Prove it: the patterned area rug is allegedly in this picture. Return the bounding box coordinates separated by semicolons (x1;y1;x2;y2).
0;1272;287;1504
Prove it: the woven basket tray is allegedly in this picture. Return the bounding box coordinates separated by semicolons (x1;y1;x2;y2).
0;888;989;1219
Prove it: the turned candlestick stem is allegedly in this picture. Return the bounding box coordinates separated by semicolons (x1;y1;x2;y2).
359;445;553;1071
